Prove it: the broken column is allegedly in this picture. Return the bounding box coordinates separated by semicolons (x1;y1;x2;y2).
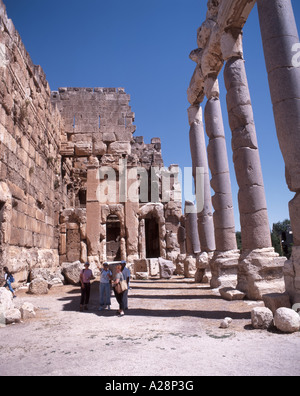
222;29;286;299
257;0;300;303
204;77;240;288
188;104;216;255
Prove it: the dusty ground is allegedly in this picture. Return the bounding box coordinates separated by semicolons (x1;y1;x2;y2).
0;277;300;377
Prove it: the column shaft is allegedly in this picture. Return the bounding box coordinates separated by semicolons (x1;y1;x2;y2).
222;31;285;299
188;105;216;253
258;0;300;302
224;57;272;250
204;94;237;252
185;201;201;256
204;82;239;289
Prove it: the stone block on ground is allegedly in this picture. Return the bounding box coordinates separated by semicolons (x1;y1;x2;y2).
5;308;21;325
220;317;233;329
30;268;64;288
251;307;273;329
159;258;175;279
136;272;149;280
0;288;14;312
62;261;82;285
20;302;36;320
28;278;49;295
274;307;300;333
262;292;291;315
220;287;246;301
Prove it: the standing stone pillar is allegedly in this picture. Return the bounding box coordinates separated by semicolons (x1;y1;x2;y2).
86;156;101;261
222;29;286;300
184;200;201;279
204;77;240;288
185;201;201;256
188;104;216;255
257;0;300;303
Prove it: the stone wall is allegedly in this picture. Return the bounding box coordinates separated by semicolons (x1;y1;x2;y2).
0;0;182;283
0;0;64;282
52;88;182;269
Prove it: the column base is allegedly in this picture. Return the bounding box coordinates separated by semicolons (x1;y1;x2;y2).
195;252;212;284
210;250;240;289
237;248;286;300
284;245;300;304
184;255;197;278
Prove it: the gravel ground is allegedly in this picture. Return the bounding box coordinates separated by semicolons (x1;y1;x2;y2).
0;278;299;377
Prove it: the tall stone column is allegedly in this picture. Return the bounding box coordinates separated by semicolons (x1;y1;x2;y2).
188;105;216;254
185;201;201;256
204;77;240;288
86;156;101;260
184;200;202;279
222;29;286;300
257;0;300;303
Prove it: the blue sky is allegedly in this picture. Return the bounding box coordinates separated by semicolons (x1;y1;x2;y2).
4;0;300;230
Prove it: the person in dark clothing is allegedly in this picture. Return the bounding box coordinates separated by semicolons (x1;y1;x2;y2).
79;262;94;312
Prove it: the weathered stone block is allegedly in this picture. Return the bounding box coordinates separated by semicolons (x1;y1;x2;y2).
251;307;273;329
274;307;300;333
262;292;291;315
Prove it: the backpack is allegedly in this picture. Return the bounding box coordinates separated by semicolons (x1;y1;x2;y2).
8;274;15;283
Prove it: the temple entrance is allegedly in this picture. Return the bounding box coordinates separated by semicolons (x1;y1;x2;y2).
145;217;160;258
106;215;121;262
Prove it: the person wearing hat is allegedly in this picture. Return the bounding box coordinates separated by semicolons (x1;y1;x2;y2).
98;262;112;311
80;262;95;312
121;261;131;311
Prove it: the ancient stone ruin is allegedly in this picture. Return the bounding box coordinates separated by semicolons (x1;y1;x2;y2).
0;0;300;305
187;0;300;302
0;0;183;285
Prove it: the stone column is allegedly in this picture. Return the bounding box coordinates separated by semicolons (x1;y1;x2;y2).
222;29;286;300
184;201;201;279
204;77;240;288
188;105;216;254
257;0;300;303
185;201;201;256
86;156;101;261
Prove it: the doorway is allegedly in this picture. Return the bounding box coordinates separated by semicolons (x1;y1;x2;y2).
145;217;160;258
106;215;121;261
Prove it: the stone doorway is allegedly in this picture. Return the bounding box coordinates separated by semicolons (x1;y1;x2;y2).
106;215;121;262
145;217;160;258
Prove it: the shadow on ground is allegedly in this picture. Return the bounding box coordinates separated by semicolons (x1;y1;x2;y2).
58;280;251;321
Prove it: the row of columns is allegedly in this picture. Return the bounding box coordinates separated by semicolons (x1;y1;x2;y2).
187;0;299;300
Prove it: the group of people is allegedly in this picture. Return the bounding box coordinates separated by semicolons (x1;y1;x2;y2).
2;261;130;318
80;261;130;317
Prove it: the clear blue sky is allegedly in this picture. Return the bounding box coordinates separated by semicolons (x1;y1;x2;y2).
4;0;300;230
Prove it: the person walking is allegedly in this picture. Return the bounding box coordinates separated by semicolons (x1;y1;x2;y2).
3;267;16;298
112;264;126;317
98;262;112;311
121;261;130;310
80;262;94;312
